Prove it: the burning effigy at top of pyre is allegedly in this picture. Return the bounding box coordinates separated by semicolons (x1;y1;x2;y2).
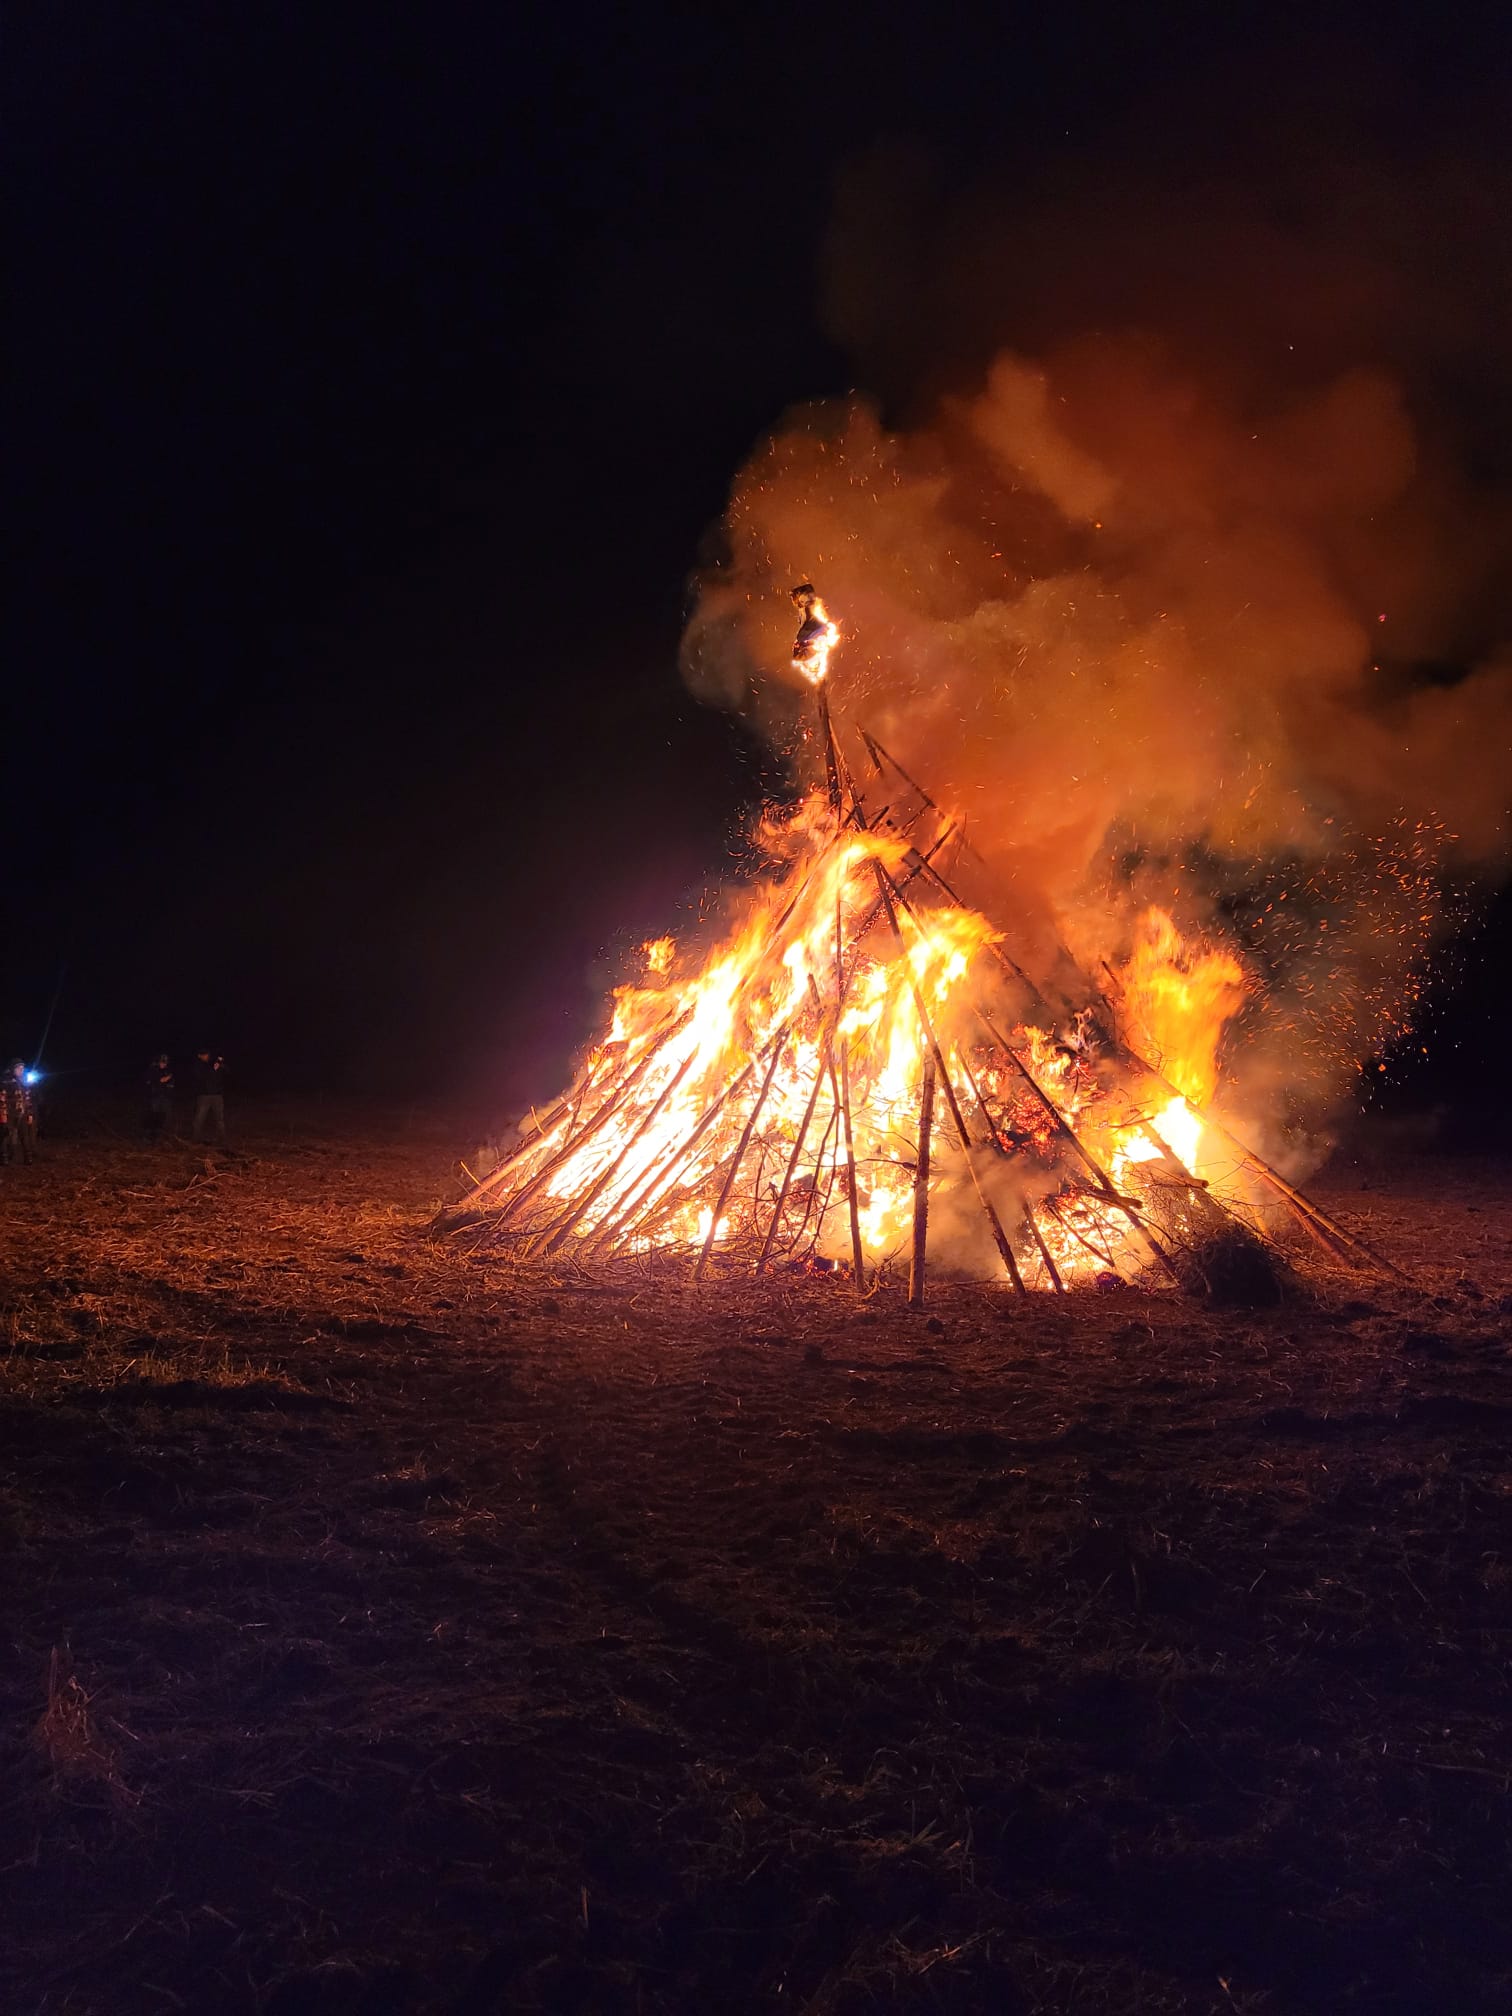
444;585;1413;1300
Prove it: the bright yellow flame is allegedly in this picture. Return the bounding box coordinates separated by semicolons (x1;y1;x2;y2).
1116;907;1247;1106
1117;1094;1205;1173
509;790;1012;1266
481;617;1262;1288
1150;1092;1202;1169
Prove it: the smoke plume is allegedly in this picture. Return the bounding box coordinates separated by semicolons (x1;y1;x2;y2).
682;134;1512;1145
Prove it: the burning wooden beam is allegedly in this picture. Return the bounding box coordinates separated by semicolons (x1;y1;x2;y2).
908;1051;935;1309
755;1027;832;1274
693;1027;790;1282
868;858;1029;1297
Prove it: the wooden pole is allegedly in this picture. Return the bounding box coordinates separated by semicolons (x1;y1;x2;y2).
535;1045;699;1256
1137;1120;1210;1187
858;732;1050;1001
870;861;1029;1296
833;1035;867;1291
908;1051;935;1308
1021;1202;1066;1294
831;860;868;1293
973;1006;1180;1285
756;1035;831;1273
586;1019;790;1257
755;945;869;1280
693;1029;789;1281
951;1041;1048;1295
471;998;696;1207
768;794;879;1291
1116;1046;1402;1276
818;686;844;814
1044;1192;1130;1279
788;1097;842;1261
479;1009;695;1234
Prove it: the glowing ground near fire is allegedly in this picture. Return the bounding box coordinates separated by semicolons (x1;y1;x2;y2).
445;600;1397;1300
4;1111;1512;2013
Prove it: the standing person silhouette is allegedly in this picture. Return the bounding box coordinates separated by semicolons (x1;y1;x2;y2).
144;1054;175;1145
3;1060;38;1164
191;1048;227;1145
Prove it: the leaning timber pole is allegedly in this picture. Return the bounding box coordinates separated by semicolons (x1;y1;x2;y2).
479;1009;696;1236
536;1046;700;1256
871;859;1030;1296
693;1027;790;1282
795;582;868;1291
909;1051;936;1308
952;1039;1060;1292
832;859;867;1292
756;1026;831;1274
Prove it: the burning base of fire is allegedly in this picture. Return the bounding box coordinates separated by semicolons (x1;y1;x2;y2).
441;718;1394;1304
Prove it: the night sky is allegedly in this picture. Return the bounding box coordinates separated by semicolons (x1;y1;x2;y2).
11;7;1511;1127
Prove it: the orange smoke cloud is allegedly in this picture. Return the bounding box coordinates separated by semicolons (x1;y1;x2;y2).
680;152;1512;1141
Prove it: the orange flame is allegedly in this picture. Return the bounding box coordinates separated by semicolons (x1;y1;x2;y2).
792;592;839;685
1115;906;1248;1108
482;615;1269;1288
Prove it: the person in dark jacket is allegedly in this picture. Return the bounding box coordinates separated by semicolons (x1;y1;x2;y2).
191;1049;226;1144
3;1059;38;1164
144;1054;175;1145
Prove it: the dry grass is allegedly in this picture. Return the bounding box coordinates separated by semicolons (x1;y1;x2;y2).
32;1648;133;1808
1;1102;1510;2014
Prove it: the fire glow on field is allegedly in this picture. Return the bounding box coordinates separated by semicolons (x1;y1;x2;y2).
453;600;1331;1292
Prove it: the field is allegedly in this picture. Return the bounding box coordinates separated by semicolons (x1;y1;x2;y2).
2;1107;1511;2015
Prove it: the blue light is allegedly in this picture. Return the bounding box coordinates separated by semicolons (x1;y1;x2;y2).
23;1069;41;1085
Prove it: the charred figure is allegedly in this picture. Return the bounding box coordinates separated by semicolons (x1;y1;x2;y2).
790;583;835;674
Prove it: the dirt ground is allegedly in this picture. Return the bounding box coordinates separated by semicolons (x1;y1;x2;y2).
2;1105;1510;2016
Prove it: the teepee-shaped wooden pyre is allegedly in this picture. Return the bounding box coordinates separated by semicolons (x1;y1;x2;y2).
438;596;1396;1303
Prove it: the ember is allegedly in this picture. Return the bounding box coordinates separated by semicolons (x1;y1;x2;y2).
442;601;1393;1299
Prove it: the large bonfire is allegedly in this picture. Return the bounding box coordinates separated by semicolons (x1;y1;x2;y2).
442;591;1392;1302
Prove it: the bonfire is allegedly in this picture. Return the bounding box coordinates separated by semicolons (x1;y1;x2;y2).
441;594;1393;1301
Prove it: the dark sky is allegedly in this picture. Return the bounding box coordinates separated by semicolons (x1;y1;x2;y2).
10;5;1511;1125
